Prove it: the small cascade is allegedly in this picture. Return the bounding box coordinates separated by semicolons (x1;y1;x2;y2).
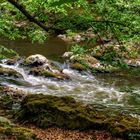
0;60;125;105
1;58;140;118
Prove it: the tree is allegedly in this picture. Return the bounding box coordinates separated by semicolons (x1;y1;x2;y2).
0;0;140;43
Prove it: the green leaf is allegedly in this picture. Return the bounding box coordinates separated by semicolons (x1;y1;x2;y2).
50;0;77;6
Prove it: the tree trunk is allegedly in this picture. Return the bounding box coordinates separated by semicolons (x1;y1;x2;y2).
8;0;51;32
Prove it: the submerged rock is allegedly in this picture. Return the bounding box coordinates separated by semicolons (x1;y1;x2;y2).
29;67;69;79
16;94;140;139
0;66;23;78
3;58;18;65
70;62;86;71
21;54;69;79
25;54;49;66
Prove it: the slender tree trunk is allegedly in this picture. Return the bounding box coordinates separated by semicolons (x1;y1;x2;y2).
8;0;50;31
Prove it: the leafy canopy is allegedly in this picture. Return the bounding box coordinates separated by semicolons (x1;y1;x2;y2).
0;0;139;43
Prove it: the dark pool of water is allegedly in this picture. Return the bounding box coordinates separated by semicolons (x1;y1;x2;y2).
0;37;70;61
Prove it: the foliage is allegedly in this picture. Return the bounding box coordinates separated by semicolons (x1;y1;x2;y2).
16;93;140;139
0;0;139;44
0;45;18;60
0;0;140;62
71;44;87;55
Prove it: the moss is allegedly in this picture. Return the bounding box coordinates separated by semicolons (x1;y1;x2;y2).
16;94;140;139
70;62;87;71
0;126;39;140
0;115;39;140
0;86;4;92
12;127;40;140
42;70;57;77
30;67;69;79
29;67;56;77
91;65;120;74
0;67;23;78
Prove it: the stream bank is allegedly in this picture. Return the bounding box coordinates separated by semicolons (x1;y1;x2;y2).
0;54;140;139
0;86;133;140
0;38;140;139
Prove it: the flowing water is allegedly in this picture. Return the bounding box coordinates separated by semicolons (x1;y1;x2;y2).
0;38;140;118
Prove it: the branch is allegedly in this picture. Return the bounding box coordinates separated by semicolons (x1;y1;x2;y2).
7;0;50;31
91;20;140;35
91;20;126;26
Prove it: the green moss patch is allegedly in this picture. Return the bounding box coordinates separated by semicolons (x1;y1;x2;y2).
0;67;23;78
0;125;39;140
70;62;87;71
16;94;140;139
0;115;39;140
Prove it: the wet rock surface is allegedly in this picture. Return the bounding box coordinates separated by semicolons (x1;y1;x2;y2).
57;29;96;43
0;66;23;78
16;94;140;139
1;53;140;139
0;86;39;140
0;85;140;140
66;53;120;73
25;54;49;66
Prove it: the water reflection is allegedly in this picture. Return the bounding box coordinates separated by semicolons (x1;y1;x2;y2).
0;37;70;61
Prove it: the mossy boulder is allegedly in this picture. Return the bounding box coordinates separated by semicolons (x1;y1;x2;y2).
69;54;119;73
0;86;4;92
29;67;69;79
70;62;87;71
70;55;99;67
16;94;140;139
62;51;73;58
0;86;24;111
0;66;23;78
91;64;120;73
0;119;39;140
0;86;39;140
3;57;19;65
25;54;48;66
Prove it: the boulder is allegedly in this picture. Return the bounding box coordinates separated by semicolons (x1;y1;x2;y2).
69;54;120;73
70;55;99;68
0;118;39;140
0;86;39;140
25;54;48;66
57;34;67;40
70;62;86;71
16;94;140;139
29;67;69;79
62;52;73;58
124;58;140;67
0;66;23;78
73;34;82;42
2;57;20;65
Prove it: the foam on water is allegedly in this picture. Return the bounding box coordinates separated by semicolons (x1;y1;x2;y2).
2;61;140;119
0;61;125;105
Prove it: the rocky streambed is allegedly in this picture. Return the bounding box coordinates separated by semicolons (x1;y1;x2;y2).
0;54;140;139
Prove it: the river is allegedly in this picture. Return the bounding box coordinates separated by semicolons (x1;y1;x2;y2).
0;37;140;119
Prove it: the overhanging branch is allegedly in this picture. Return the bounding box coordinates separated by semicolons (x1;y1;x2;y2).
7;0;139;35
8;0;50;31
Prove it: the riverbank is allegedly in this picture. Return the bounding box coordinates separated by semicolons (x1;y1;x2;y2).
0;54;140;140
0;86;133;140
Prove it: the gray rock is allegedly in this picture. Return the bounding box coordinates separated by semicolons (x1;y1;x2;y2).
26;54;48;66
62;52;73;58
